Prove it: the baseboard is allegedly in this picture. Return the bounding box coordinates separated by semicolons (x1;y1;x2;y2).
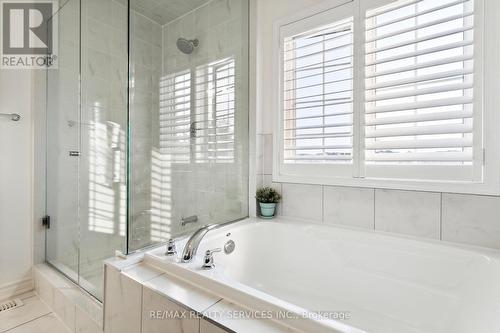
0;278;34;301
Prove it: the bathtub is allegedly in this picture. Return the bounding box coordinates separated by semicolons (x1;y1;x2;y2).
144;217;500;333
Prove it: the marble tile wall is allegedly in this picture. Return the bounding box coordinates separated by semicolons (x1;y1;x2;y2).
161;0;249;234
129;9;163;251
129;0;250;250
256;133;500;250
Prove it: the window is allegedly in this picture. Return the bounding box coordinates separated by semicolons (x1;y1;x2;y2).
275;0;500;194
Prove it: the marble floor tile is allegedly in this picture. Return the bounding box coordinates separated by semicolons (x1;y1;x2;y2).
6;313;71;333
0;294;51;332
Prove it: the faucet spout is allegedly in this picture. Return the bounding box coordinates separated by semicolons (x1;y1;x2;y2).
181;224;216;262
180;218;246;263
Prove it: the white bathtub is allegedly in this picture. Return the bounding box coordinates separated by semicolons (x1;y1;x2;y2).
144;217;500;333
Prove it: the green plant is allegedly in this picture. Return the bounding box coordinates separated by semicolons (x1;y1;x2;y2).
256;186;281;203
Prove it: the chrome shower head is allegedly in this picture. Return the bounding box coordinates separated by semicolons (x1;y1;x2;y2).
176;38;199;54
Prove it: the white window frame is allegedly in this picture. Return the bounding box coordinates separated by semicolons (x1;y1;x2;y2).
273;0;500;195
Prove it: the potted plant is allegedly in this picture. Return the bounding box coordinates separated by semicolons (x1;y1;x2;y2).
256;186;281;219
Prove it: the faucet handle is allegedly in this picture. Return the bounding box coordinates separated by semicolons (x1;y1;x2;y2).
201;248;221;269
205;248;221;255
165;239;177;256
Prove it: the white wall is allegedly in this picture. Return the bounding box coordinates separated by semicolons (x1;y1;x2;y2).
0;69;34;299
253;0;500;250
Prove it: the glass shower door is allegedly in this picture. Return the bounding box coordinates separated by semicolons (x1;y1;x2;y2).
45;0;81;283
45;0;128;301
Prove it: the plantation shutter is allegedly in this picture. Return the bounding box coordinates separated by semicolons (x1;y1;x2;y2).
282;17;354;164
363;0;477;176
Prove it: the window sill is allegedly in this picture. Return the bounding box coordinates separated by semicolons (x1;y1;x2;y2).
274;171;500;196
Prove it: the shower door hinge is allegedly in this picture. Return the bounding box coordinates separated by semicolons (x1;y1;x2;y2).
42;215;51;229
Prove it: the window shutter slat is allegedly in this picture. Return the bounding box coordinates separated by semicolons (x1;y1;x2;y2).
365;110;473;126
365;11;473;43
366;138;473;150
365;123;473;138
366;25;474;55
282;18;354;164
366;55;474;78
364;0;475;167
366;82;474;102
366;68;473;90
366;97;473;114
365;151;472;162
367;0;470;30
365;40;473;66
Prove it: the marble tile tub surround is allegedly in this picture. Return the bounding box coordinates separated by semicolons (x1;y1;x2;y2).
34;264;103;333
104;258;298;333
256;133;500;250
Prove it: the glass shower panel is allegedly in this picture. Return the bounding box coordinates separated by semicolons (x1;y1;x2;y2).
78;0;128;300
128;0;249;251
45;0;128;301
45;0;81;283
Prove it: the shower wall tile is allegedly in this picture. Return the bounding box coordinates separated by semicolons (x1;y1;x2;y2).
85;19;113;54
133;13;154;44
110;30;128;58
59;7;79;43
129;10;164;251
146;0;249;246
85;0;111;23
132;38;153;67
111;0;128;31
110;57;128;85
152;24;163;48
85;49;111;79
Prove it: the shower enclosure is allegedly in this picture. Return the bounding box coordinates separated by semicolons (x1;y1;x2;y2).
44;0;249;301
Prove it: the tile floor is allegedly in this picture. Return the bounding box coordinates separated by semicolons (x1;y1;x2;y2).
0;292;70;333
